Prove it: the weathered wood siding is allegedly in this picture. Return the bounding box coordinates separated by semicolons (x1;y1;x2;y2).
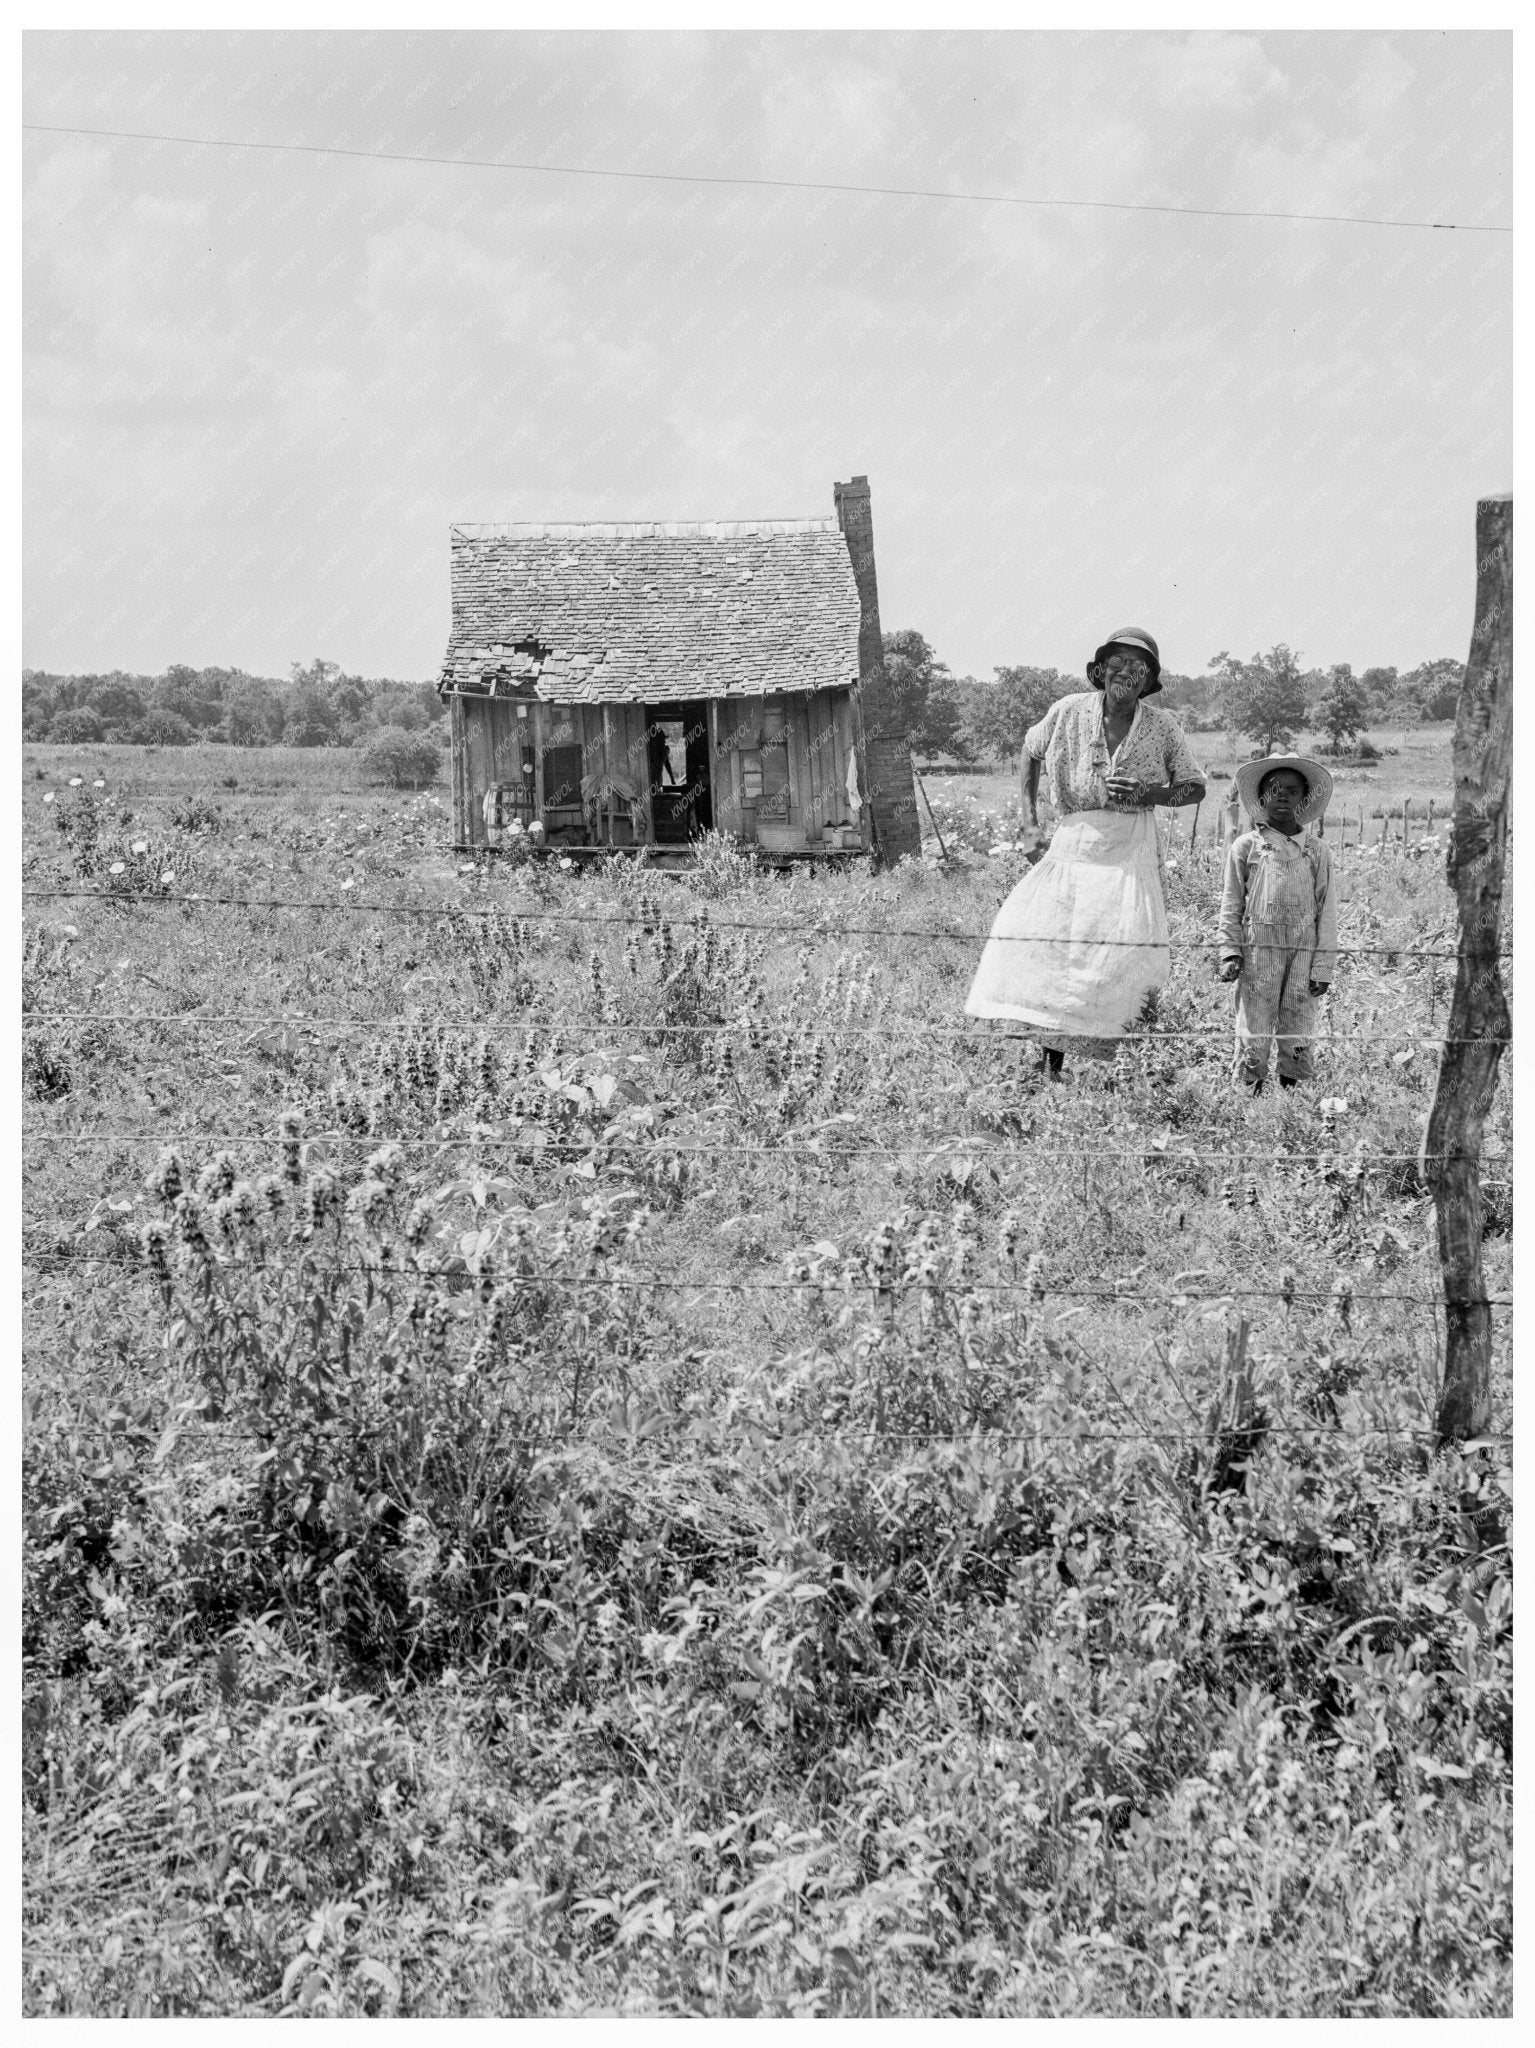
452;694;539;847
450;687;863;851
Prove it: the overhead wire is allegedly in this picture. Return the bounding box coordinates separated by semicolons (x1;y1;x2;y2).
21;122;1512;235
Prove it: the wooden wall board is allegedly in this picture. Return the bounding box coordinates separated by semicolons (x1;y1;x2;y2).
450;692;472;846
790;694;819;843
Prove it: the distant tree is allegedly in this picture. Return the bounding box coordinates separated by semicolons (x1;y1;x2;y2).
22;671;57;731
361;725;441;788
1314;665;1369;754
956;665;1074;762
133;710;194;746
285;686;338;747
152;663;224;728
1153;670;1219;728
48;707;105;745
328;674;370;731
89;679;147;727
881;629;973;760
290;658;343;697
1213;644;1309;753
1357;665;1399;717
1402;657;1464;721
223;698;277;746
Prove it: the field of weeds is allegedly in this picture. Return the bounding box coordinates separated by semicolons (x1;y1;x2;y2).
22;739;1511;2017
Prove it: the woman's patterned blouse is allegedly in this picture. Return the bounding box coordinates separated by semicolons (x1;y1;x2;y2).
1024;692;1206;817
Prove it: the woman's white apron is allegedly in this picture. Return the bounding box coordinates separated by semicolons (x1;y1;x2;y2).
964;807;1170;1038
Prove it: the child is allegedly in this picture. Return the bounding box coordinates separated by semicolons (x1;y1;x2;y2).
1217;753;1338;1093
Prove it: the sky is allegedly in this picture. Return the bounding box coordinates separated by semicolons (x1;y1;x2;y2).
23;28;1511;686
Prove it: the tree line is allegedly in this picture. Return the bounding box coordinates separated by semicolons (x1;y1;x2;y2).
21;660;446;750
883;631;1466;764
24;640;1464;766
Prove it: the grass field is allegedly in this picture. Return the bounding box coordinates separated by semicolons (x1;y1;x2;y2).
920;725;1460;852
22;736;1511;2017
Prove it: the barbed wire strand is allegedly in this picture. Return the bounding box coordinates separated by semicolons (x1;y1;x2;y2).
22;1246;1509;1308
21;1126;1509;1167
20;884;1511;962
18;1012;1509;1045
91;1417;1512;1448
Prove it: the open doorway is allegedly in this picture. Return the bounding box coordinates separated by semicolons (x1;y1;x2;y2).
647;702;713;843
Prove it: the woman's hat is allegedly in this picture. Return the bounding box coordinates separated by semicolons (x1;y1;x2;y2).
1089;627;1162;694
1235;750;1333;825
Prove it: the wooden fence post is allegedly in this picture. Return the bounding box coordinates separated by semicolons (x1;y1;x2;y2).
1421;495;1512;1444
1207;1317;1263;1494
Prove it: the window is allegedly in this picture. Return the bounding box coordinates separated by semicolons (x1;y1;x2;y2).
542;744;583;808
741;751;763;801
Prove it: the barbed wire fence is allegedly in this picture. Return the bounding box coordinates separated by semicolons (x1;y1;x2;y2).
21;681;1513;1455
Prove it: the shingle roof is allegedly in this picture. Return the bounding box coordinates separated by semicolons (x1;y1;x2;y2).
439;518;862;704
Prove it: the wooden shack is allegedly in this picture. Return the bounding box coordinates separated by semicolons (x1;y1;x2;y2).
438;476;921;862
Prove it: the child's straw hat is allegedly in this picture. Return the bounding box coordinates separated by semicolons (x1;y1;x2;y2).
1235;750;1333;826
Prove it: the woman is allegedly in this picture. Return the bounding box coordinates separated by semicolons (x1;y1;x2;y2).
964;627;1205;1075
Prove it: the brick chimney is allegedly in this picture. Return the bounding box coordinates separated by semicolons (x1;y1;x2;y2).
835;474;921;864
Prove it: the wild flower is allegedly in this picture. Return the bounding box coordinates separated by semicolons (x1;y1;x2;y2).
298;1169;340;1237
998;1210;1021;1264
347;1179;391;1231
866;1221;896;1291
174;1191;212;1258
467;1287;512;1374
196;1152;238;1201
1331;1274;1354;1334
367;1144;404;1188
423;1296;452;1366
1024;1250;1046;1304
149;1148;184;1205
279;1110;304;1186
141;1217;172;1297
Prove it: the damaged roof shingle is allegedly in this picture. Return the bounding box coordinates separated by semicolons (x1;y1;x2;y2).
439;517;862;704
